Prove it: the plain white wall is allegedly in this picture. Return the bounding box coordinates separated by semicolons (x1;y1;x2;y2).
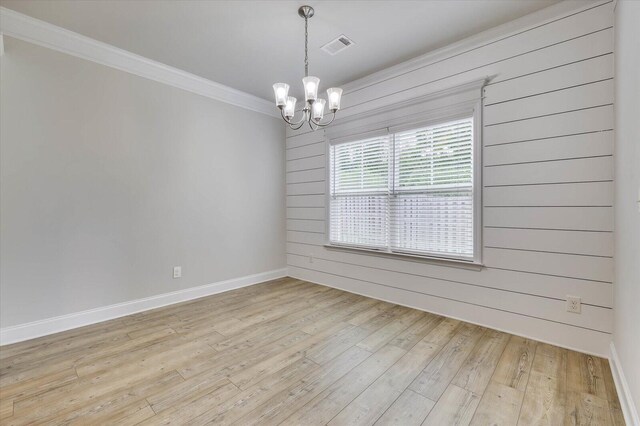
613;0;640;412
0;36;286;327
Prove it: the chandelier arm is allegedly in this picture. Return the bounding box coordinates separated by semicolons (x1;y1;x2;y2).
289;119;307;131
280;108;306;126
295;108;311;125
310;112;337;128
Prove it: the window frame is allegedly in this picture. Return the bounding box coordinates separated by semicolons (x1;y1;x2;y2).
323;81;484;266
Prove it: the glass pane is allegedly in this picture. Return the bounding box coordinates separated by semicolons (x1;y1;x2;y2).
390;189;473;257
394;118;473;191
330;195;389;248
331;136;390;194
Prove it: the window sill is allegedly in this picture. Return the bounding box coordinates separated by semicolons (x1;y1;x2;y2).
323;244;484;271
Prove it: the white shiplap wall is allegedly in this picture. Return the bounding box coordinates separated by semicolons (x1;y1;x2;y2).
285;1;614;356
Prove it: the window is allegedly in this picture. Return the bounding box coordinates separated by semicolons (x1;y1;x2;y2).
329;117;476;261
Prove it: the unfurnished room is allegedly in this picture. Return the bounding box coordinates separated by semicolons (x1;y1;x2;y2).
0;0;638;424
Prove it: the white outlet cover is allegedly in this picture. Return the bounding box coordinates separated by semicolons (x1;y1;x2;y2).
173;266;182;279
566;296;581;314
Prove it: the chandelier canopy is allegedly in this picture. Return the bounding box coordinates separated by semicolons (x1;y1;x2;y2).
272;5;343;131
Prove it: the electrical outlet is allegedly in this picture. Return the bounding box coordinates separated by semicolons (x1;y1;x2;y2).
173;266;182;279
566;296;581;314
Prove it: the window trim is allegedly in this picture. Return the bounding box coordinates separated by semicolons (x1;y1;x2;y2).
324;79;485;266
322;243;484;271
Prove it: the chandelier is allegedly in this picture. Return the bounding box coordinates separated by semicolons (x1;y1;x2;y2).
272;5;343;131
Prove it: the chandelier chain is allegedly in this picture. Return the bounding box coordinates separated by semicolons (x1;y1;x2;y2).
304;16;309;77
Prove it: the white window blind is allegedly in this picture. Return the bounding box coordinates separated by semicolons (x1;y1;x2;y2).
391;118;474;257
330;135;390;249
329;117;475;260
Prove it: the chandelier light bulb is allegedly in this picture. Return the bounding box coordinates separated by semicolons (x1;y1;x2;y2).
327;88;343;111
273;83;289;107
284;96;297;118
312;99;326;120
302;76;320;102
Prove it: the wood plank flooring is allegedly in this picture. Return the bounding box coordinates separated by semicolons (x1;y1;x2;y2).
0;277;625;425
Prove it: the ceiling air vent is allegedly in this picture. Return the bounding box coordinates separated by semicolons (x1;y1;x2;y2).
321;35;355;56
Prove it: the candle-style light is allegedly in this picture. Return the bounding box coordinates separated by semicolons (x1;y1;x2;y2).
283;96;297;119
326;87;343;112
312;99;326;120
272;83;289;107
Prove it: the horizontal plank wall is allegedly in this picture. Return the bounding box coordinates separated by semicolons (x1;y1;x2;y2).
285;1;614;356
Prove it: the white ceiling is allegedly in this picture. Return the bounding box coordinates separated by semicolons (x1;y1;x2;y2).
2;0;561;101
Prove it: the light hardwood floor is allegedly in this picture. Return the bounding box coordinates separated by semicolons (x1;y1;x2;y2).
0;277;625;425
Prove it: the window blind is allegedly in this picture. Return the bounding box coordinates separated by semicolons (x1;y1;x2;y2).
391;118;474;257
329;135;391;249
329;117;474;259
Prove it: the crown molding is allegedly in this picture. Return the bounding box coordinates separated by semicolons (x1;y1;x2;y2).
340;0;612;96
0;7;280;118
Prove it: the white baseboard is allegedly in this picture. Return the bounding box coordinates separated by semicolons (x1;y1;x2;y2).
288;266;611;357
0;268;287;346
609;342;640;426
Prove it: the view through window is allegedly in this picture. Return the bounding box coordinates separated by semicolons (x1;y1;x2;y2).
329;117;474;260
